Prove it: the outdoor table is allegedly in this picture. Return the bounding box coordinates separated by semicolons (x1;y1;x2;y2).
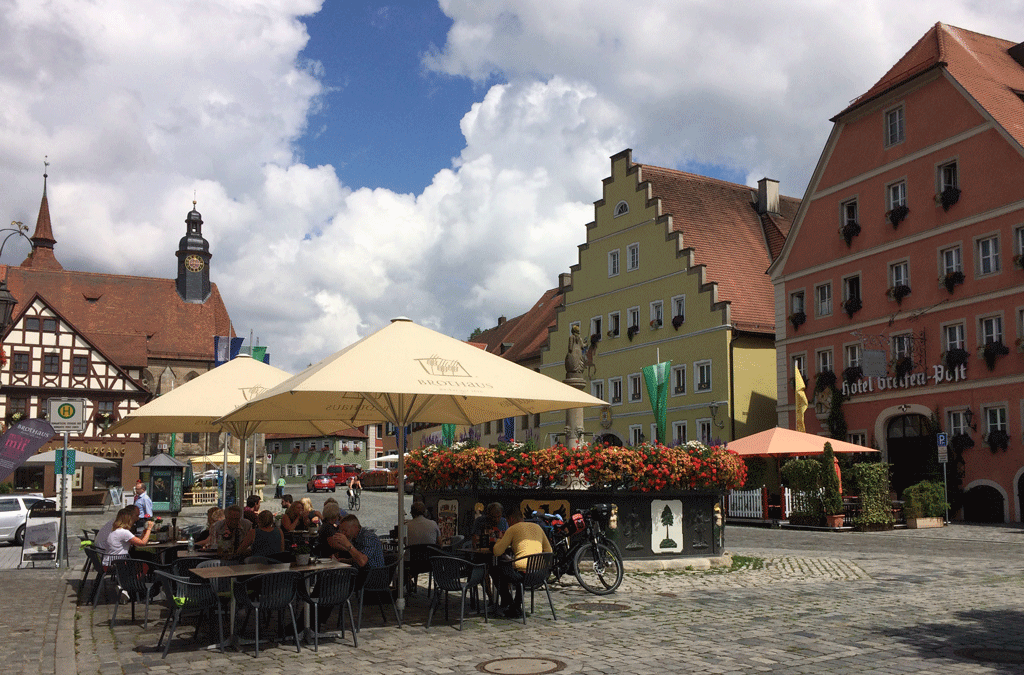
191;559;350;650
134;541;189;565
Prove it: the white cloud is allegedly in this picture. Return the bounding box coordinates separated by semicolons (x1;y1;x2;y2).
2;0;1021;374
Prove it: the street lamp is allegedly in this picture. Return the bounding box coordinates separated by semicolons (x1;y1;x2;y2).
708;402;726;429
0;221;31;334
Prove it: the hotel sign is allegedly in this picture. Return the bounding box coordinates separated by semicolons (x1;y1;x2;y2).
841;363;968;396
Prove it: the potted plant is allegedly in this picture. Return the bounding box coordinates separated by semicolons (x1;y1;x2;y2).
780;457;823;526
842;296;862;318
850;463;895;531
626;325;639;341
671;314;684;330
887;205;909;229
842;366;863;387
293;543;311;566
949;432;974;455
902;480;948;528
820;443;845;528
840;221;861;246
649;318;662;329
814;370;837;395
938;186;961;211
590;333;601;347
1014;253;1024;270
887;284;912;305
944;347;970;372
986;429;1010;453
982;341;1009;370
942;270;965;294
788;311;806;330
894;356;914;380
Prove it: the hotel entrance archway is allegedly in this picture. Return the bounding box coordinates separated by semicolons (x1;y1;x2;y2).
886;414;939;496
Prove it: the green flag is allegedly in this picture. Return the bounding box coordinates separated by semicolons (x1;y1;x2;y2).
169;432;176;457
441;424;456;447
251;346;268;363
642;361;672;444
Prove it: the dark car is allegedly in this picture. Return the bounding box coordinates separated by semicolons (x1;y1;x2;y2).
306;474;336;493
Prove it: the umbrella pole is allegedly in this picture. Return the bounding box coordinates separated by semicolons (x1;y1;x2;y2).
396;423;406;616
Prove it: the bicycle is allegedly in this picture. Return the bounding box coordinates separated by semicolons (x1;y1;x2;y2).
347;487;361;511
536;503;624;595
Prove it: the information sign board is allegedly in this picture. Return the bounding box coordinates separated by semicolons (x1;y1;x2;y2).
47;399;86;433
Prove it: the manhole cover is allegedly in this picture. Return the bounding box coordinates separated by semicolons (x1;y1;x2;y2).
478;657;566;674
955;648;1024;664
567;602;630;611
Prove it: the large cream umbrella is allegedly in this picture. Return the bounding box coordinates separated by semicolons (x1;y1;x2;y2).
216;318;607;613
103;354;298;507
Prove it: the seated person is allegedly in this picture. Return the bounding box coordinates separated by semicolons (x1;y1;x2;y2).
281;501;307;533
238;509;285;559
491;510;552;618
405;501;440;546
280;493;294;513
316;501;347;558
203;504;253;557
243;494;261;526
327;514;385;570
300;497;322;528
195;506;224;548
104;506;155;566
471;502;508;549
94;505;139;552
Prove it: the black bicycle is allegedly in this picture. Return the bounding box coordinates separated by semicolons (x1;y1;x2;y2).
347;487;361;511
537;504;624;595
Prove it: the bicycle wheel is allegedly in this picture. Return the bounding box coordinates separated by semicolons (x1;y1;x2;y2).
573;542;623;594
352;494;360;511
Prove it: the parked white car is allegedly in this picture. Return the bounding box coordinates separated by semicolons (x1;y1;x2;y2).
0;494;46;546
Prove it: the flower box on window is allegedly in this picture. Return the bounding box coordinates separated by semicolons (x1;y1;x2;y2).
671;315;685;330
842;366;863;386
649;319;662;329
887;284;912;305
887;205;909;229
893;356;914;380
590;333;601;346
840;221;861;247
985;429;1010;453
626;325;639;341
1013;254;1024;270
788;312;806;330
944;347;970;371
842;296;862;318
941;270;965;294
981;341;1009;371
938;187;961;211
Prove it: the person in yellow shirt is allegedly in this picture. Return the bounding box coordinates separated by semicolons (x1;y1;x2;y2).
491;510;552;618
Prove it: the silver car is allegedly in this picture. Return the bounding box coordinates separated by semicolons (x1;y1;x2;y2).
0;494;45;546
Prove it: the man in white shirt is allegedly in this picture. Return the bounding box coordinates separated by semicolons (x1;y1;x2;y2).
405;501;440;546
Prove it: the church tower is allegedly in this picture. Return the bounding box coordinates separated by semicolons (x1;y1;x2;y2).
175;202;211;303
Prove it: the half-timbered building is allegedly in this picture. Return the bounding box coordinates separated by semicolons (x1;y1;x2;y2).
2;176;234;504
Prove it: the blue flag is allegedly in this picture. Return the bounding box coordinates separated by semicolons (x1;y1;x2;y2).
502;418;515;443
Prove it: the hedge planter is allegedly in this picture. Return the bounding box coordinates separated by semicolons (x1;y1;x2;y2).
420;488;724;560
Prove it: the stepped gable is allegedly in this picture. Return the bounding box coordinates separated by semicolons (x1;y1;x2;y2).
473;286;565;363
838;23;1024;146
1;265;233;367
637;164;799;333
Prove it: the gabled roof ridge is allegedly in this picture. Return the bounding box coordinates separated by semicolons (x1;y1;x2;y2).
637;163;758;192
3;263;201;286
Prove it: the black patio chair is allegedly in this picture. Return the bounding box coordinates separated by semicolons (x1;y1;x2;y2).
234;571;302;657
171;556;207;577
498;552;556;625
297;566;359;650
153;570;224;658
110;558;167;628
426;555;487;631
82;546;128;606
356;558;401;630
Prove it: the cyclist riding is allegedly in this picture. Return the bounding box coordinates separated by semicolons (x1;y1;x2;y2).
346;475;362;511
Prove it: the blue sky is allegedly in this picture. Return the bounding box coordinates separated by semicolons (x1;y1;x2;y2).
2;1;1021;372
298;1;486;194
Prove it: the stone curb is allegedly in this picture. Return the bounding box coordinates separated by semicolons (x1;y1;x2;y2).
624;552;731;572
54;568;76;675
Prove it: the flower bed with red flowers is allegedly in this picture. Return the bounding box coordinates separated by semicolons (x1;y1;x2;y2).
405;440;746;492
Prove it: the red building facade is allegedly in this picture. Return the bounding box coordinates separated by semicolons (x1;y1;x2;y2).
770;24;1024;521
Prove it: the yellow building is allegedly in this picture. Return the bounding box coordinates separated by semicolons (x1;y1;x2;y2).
537;150;799;446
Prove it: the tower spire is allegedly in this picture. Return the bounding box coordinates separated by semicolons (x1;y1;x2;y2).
21;157;63;271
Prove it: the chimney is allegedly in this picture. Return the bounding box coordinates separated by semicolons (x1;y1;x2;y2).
497;316;506;326
757;177;780;215
559;272;572;292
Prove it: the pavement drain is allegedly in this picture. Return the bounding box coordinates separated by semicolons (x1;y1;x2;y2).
566;602;630;611
954;647;1024;664
477;657;567;674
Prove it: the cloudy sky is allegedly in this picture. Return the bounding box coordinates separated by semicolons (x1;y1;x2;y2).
2;1;1020;372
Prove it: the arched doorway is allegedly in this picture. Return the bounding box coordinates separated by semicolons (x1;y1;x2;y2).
594;433;623;447
886;414;939;496
963;485;1005;523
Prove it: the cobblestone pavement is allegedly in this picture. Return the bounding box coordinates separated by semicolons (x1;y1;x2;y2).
5;493;1024;674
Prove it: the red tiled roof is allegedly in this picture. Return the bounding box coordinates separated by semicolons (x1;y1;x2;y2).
264;427;368;440
838;23;1024;147
636;164;799;332
472;286;565;364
